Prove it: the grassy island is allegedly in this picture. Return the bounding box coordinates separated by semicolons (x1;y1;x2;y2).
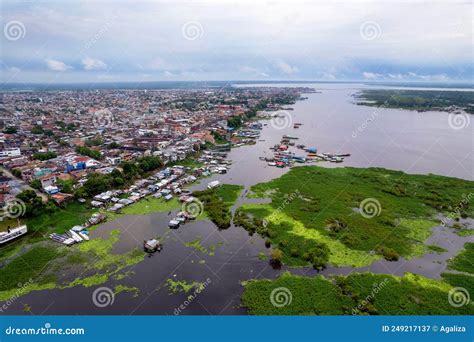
242;271;474;315
193;184;243;229
235;166;474;268
356;89;474;114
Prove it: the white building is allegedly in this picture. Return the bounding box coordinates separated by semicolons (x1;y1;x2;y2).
0;148;21;158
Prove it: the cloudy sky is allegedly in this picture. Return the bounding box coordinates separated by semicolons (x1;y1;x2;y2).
0;0;472;83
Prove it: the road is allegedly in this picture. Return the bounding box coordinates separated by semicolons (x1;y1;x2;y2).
0;167;48;203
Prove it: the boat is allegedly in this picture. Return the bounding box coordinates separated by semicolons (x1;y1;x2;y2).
70;230;83;242
207;180;221;189
50;233;75;246
78;231;90;241
268;162;276;166
282;135;299;140
175;216;186;224
144;239;162;253
169;220;180;228
0;225;28;245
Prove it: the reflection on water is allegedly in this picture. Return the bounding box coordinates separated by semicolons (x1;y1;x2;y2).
3;84;472;314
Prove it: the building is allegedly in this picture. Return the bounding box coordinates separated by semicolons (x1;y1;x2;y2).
0;148;21;158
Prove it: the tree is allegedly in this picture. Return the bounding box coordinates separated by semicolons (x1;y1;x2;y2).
33;151;57;161
107;142;121;149
30;179;42;190
31;126;44;134
12;169;22;179
16;190;54;217
271;248;283;264
75;146;102;160
3;126;17;134
58;179;74;193
82;173;111;196
227;116;242;128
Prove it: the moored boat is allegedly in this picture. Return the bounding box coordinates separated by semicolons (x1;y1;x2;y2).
0;225;28;245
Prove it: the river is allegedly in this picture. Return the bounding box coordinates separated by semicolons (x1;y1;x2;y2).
2;83;472;315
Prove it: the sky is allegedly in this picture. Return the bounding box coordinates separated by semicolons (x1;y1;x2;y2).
0;0;472;83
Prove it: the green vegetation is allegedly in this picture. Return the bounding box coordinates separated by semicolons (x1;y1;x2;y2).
85;137;104;147
32;151;57;161
165;279;205;294
118;196;180;216
76;146;102;160
168;157;203;169
75;155;162;198
16;190;57;218
76;170;126;197
441;273;474;297
356;89;474;114
211;131;228;144
227;116;243;128
121;156;163;179
242;271;474;315
0;229;145;301
193;184;243;229
3;126;17;134
56;121;77;132
0;246;63;295
30;125;44;134
235;166;474;267
114;285;139;297
242;272;352;315
427;245;448;253
184;237;223;256
107;141;121;149
447;243;474;274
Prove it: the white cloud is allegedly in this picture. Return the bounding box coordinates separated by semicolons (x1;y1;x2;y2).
4;1;472;82
7;67;21;73
45;59;72;72
82;57;107;71
275;60;298;75
363;72;383;79
369;72;450;82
